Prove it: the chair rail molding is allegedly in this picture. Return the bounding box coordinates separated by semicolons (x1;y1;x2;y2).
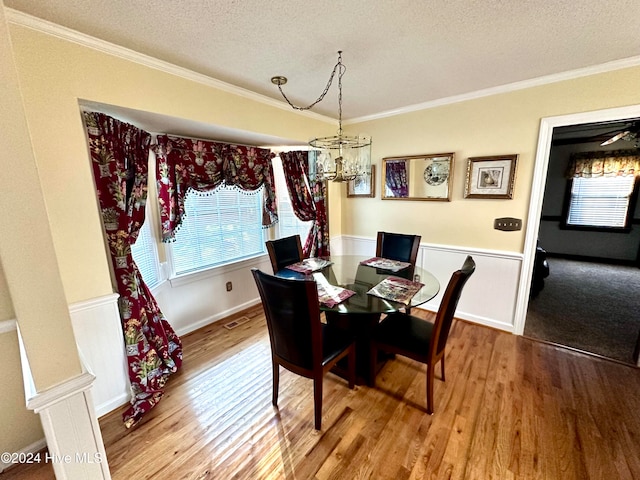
337;235;522;332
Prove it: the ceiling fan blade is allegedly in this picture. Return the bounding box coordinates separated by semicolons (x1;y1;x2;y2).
600;130;631;146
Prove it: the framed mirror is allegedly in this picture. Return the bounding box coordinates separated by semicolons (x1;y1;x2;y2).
382;153;454;201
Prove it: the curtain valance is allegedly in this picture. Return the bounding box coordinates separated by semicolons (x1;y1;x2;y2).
153;134;278;242
566;149;640;178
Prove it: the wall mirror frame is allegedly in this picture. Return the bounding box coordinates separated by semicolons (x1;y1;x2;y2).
382;153;454;201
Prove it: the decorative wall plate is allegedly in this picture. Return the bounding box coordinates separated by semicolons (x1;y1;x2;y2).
423;161;449;186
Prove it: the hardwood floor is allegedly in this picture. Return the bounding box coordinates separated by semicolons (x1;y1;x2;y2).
4;306;640;479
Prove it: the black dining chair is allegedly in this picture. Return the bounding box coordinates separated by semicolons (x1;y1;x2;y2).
375;231;421;278
265;235;304;274
369;256;475;414
251;268;356;430
376;231;422;312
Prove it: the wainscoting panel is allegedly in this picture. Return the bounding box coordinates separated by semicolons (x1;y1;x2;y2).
336;235;523;332
65;237;522;425
69;293;130;417
154;255;271;336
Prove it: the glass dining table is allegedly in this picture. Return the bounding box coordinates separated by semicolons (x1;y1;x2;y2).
275;255;440;384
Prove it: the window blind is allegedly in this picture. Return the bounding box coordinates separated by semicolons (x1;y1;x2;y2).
171;186;265;275
567;176;635;228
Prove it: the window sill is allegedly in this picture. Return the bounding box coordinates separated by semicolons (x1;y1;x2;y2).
559;223;632;233
168;254;269;288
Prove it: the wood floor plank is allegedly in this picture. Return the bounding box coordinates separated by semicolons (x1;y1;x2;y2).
3;306;640;480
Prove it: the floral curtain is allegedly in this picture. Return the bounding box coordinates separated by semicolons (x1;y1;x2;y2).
280;151;330;257
385;160;409;197
84;112;183;428
154;135;277;242
567;150;640;178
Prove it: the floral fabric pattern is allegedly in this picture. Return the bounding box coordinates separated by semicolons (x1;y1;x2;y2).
567;150;640;178
280;151;330;257
84;112;183;428
154;135;277;242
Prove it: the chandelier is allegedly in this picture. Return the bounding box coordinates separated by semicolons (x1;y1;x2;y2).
271;51;372;182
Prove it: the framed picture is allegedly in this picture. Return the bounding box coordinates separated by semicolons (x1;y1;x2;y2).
347;165;376;198
464;154;518;199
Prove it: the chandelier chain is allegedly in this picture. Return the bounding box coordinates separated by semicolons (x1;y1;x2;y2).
275;51;346;132
272;50;371;182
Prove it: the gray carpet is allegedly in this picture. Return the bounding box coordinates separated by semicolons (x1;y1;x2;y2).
525;258;640;365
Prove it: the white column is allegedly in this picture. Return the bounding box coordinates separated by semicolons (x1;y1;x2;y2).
24;366;111;480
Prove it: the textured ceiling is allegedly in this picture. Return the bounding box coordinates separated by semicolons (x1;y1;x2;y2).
5;0;640;122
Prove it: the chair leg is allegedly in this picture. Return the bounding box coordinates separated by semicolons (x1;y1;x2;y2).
426;362;435;415
272;362;279;406
440;355;445;382
313;375;323;430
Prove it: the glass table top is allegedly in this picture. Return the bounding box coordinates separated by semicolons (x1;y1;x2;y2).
275;255;440;314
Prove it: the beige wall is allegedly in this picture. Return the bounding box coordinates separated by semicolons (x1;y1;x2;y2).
1;4;81;391
0;263;14;320
346;67;640;252
1;2;79;459
8;23;335;305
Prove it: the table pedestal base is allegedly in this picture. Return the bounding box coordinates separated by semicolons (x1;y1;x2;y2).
325;311;387;385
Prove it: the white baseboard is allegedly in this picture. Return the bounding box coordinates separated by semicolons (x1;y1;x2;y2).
0;438;47;473
175;298;262;336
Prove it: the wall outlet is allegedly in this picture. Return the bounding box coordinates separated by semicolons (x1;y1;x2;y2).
226;281;233;292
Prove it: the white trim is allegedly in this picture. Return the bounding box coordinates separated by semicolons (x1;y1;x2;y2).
0;318;16;334
0;438;47;473
69;292;119;314
346;56;640;124
514;103;640;335
339;234;523;261
26;371;96;413
174;298;262;336
415;304;515;333
33;378;111;479
5;8;331;125
95;392;129;418
2;292;119;333
168;253;269;288
416;242;523;261
8;8;640;127
16;323;37;403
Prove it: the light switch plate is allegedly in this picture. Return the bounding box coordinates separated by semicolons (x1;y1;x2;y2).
494;217;522;231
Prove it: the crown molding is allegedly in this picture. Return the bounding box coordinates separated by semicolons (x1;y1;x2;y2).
5;8;333;125
345;55;640;125
8;8;640;129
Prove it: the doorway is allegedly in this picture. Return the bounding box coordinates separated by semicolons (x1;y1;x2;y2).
514;105;640;366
